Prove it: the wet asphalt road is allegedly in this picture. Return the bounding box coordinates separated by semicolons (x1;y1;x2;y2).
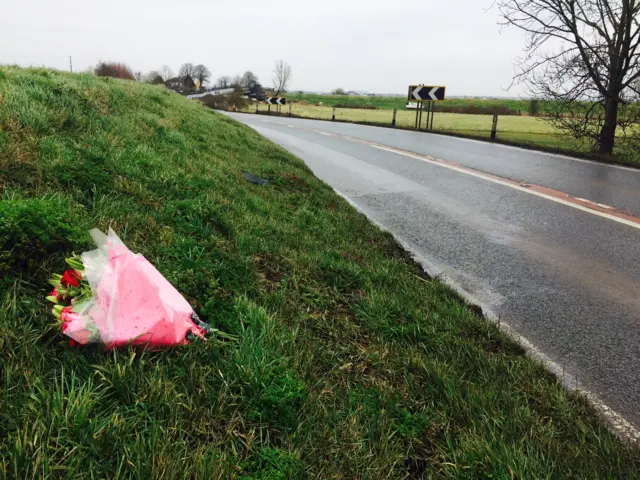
237;115;640;216
227;112;640;431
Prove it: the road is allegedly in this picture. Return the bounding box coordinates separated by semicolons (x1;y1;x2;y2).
226;112;640;437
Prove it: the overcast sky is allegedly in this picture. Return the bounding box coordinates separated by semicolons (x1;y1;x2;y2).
1;0;529;96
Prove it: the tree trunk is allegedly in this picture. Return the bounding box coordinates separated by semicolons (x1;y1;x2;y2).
598;97;619;155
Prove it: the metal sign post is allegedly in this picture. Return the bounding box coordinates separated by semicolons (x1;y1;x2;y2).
408;85;446;131
428;102;435;131
430;103;435;130
424;102;430;131
415;102;424;129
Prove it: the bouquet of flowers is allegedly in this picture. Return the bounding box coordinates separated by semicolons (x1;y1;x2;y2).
47;228;209;348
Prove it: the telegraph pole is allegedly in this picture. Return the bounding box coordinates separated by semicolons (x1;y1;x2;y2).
69;56;73;73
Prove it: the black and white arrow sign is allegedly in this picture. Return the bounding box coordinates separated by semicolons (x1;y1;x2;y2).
266;97;286;105
407;85;446;102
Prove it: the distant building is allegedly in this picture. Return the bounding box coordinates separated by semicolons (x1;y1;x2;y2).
165;75;196;91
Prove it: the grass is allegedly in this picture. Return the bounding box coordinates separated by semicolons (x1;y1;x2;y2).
1;66;639;478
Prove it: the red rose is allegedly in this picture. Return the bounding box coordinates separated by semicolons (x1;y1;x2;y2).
61;270;81;288
69;339;79;348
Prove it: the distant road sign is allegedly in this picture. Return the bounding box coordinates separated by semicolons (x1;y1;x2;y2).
266;97;286;105
408;85;446;102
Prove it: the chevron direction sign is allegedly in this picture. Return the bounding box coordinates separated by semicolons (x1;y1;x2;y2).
266;97;286;105
407;85;446;102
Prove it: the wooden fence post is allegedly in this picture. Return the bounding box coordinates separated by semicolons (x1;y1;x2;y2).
392;108;397;126
491;115;498;140
332;107;336;121
289;104;292;117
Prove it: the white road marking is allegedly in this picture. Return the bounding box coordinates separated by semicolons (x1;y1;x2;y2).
597;203;614;210
431;132;640;172
575;197;615;210
371;145;640;231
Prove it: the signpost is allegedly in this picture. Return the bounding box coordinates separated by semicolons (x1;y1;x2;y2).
407;85;446;131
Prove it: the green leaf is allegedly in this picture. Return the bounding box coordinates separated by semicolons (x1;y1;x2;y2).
66;257;85;270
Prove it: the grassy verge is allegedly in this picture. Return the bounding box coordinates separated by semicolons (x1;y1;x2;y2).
246;103;639;167
1;67;639;478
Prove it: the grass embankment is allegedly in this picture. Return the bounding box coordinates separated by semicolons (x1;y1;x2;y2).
1;67;639;478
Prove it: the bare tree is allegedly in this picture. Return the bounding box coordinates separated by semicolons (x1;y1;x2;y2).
241;71;259;88
230;75;243;88
144;70;165;84
179;63;196;79
193;65;212;87
272;60;292;96
498;0;640;154
215;76;232;88
160;65;174;81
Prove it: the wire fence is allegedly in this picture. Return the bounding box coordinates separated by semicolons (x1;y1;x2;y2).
248;104;565;146
235;101;638;164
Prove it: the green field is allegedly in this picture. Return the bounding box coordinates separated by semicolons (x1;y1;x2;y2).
288;104;557;134
2;67;640;478
251;103;583;152
287;93;535;115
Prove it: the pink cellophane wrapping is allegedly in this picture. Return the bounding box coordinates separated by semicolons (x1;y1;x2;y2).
68;228;205;348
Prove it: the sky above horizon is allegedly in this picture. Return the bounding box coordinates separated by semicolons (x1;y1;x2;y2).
1;0;530;97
